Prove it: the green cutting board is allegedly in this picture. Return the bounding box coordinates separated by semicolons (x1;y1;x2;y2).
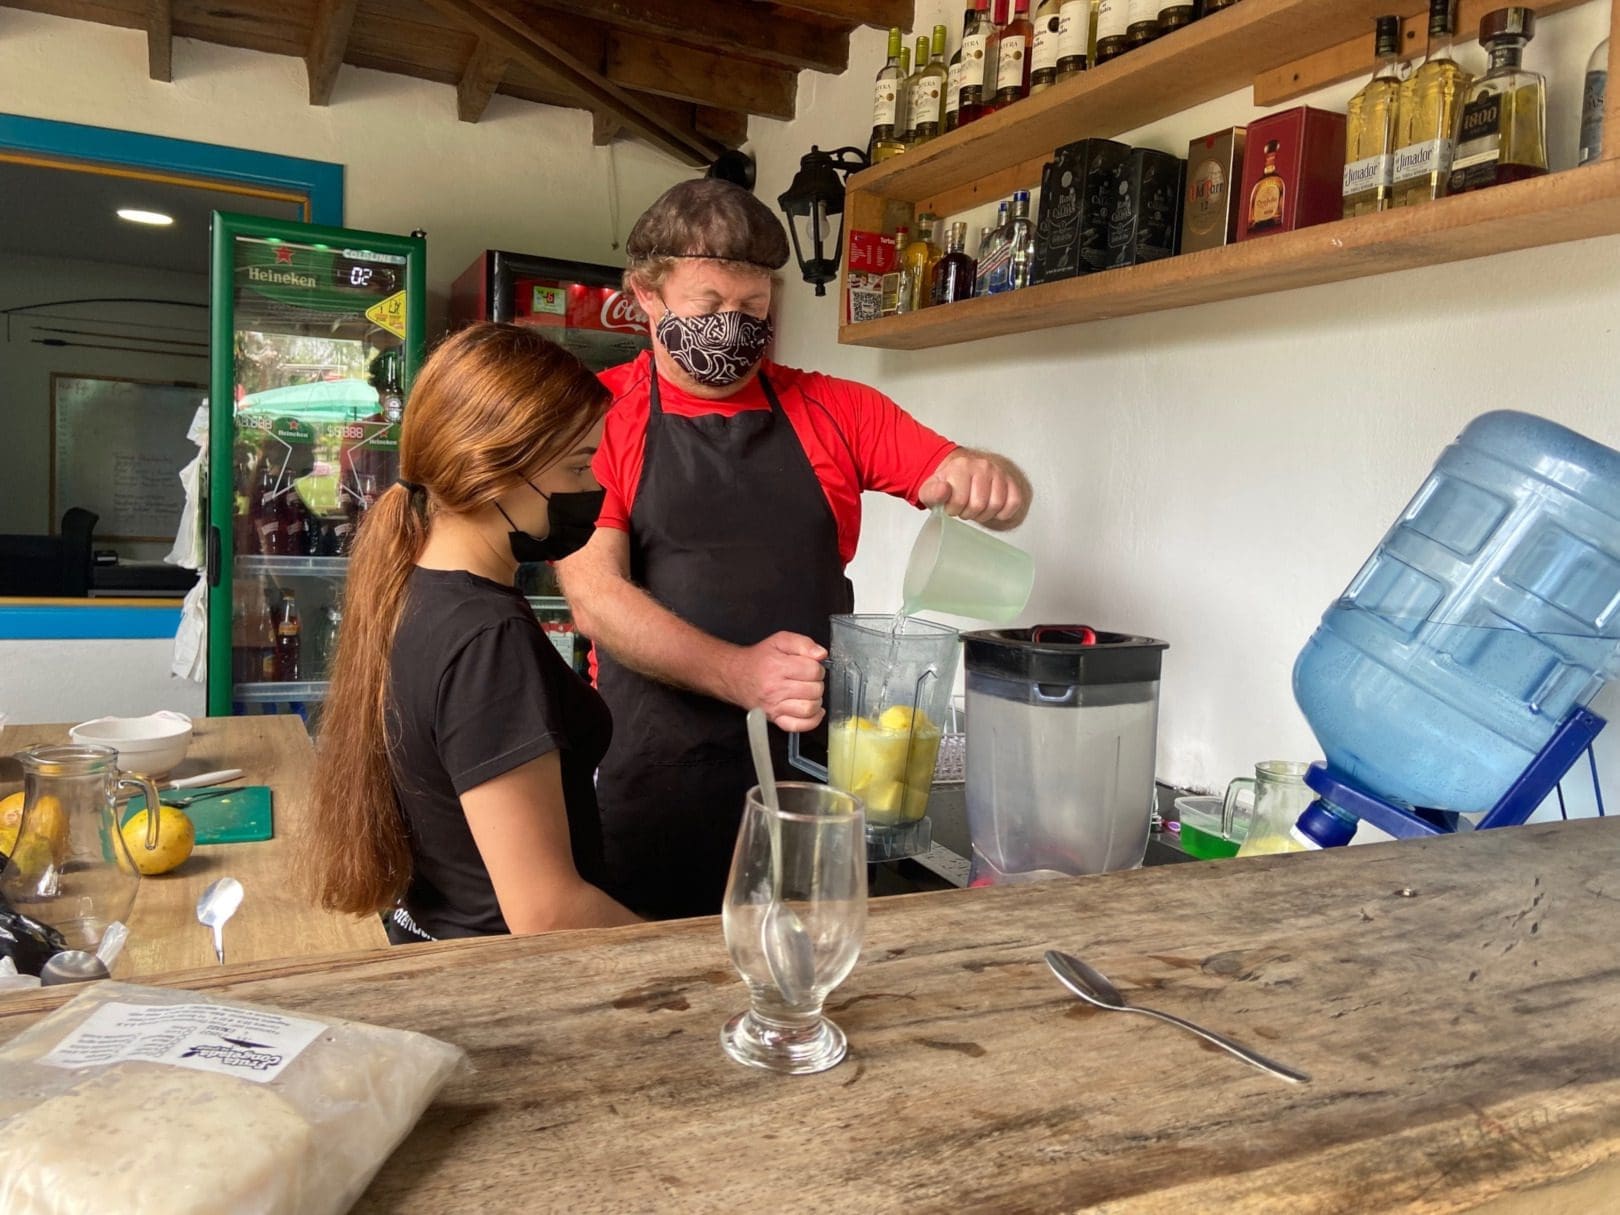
122;787;274;845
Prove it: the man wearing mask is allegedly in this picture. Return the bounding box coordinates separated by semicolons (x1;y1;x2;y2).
560;179;1032;919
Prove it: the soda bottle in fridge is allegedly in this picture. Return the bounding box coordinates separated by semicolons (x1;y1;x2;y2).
274;589;302;682
248;579;276;683
280;485;310;556
253;461;282;556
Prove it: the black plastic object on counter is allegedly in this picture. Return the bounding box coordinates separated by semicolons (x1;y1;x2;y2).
963;626;1168;687
0;887;70;977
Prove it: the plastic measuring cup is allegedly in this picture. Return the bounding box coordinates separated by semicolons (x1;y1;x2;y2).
902;507;1034;623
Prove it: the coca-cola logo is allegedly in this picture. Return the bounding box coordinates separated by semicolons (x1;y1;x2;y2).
600;291;648;333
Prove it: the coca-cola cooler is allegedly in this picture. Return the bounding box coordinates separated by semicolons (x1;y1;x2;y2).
450;250;651;373
451;251;651;674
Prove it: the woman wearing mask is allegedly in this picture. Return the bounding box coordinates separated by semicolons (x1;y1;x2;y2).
303;323;639;942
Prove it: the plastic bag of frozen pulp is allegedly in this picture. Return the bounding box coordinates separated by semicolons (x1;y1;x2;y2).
0;981;465;1214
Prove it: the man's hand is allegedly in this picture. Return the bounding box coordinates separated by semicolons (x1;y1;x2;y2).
724;632;827;732
918;448;1032;530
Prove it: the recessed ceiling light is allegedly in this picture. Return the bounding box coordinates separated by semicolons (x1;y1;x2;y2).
116;208;174;226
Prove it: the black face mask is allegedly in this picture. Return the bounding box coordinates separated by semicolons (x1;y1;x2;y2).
497;481;604;564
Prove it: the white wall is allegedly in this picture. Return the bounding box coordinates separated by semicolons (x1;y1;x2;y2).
0;10;694;322
753;3;1620;807
0;639;206;722
0;253;208;559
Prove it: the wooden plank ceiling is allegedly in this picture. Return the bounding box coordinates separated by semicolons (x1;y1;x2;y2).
4;0;914;165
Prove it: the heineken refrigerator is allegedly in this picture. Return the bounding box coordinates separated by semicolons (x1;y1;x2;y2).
205;212;427;717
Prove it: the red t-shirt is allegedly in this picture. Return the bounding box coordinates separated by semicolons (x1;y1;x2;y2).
594;353;957;566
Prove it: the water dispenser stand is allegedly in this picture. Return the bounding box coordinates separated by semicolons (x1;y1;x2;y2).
1304;707;1607;840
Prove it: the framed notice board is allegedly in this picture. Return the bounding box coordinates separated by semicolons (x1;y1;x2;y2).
50;374;204;542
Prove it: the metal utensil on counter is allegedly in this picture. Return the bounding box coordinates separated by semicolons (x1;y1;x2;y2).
40;950;110;986
116;769;246;803
197;876;244;965
1045;950;1310;1085
746;709;815;1005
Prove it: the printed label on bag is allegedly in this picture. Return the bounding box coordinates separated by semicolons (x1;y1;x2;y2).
41;1002;325;1084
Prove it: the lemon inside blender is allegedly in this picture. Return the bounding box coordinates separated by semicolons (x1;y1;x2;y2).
827;705;942;825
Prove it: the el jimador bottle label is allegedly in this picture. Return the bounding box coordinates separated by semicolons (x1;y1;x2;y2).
1343;153;1394;198
1393;137;1456;186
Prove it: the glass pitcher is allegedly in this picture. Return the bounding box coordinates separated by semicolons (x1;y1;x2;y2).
0;744;156;950
790;615;960;859
1232;761;1318;857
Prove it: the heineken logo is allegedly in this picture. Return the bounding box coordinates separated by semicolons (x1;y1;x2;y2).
248;266;318;288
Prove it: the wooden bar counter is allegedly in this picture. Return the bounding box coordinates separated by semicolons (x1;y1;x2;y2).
2;715;385;974
1;816;1617;1210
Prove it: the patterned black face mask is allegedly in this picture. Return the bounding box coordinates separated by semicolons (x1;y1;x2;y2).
655;306;773;387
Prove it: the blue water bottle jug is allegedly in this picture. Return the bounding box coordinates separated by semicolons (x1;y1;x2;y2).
1293;411;1620;831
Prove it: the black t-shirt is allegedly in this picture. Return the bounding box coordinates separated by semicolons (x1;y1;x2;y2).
386;567;610;939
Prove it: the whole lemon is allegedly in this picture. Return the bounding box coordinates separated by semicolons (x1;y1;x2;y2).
1;794;69;871
119;806;196;875
0;791;24;856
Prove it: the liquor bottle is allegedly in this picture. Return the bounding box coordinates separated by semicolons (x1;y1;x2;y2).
252;462;282;557
1030;0;1063;93
1343;16;1406;218
1095;0;1130;65
903;41;925;146
1581;37;1609;165
1157;1;1195;34
913;25;950;144
1247;139;1286;234
931;222;978;304
996;0;1034;107
274;588;301;683
900;216;942;314
280;484;309;557
976;200;1012;295
318;602;343;679
249;579;275;683
882;225;910;317
946;3;973;131
959;0;997;125
1126;0;1161;50
1449;8;1547;195
986;191;1033;292
1056;0;1094;78
868;27;905;160
1392;0;1473;207
1203;0;1239;10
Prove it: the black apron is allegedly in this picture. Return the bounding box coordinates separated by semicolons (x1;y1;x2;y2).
595;369;853;919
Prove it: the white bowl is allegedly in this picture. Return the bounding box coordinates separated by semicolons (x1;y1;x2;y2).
69;712;193;778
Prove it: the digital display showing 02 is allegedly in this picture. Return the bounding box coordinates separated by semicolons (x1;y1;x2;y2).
330;254;400;295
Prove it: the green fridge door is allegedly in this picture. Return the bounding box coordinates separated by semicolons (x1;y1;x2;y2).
206;212;426;717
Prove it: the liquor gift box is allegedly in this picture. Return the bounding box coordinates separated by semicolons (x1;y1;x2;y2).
846;230;897;324
1236;107;1347;242
1105;148;1185;268
1031;138;1130;284
1182;127;1246;253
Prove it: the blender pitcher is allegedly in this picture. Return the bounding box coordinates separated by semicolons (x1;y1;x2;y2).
0;744;156;951
790;615;960;861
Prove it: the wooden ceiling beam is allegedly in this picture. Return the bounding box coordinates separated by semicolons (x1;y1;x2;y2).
457;38;510;121
421;0;720;165
694;107;749;151
592;111;623;146
147;0;172;81
606;32;795;122
754;0;913;30
503;0;848;74
306;0;360;104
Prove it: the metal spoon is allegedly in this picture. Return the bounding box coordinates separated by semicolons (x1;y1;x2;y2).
196;877;244;965
1045;950;1310;1085
746;709;815;1005
40;950;110;986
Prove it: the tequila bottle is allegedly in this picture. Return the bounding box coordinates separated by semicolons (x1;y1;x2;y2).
931;222;978;305
868;27;905;161
882;226;910;317
1450;8;1546;194
1392;0;1473;207
899;215;942;314
1247;139;1285;234
1581;36;1609;165
1343;16;1405;218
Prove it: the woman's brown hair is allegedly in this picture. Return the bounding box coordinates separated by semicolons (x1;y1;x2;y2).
300;323;609;917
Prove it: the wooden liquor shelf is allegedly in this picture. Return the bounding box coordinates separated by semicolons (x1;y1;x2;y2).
838;0;1620;352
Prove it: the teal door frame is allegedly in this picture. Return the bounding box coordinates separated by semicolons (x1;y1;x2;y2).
0;113;342;223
